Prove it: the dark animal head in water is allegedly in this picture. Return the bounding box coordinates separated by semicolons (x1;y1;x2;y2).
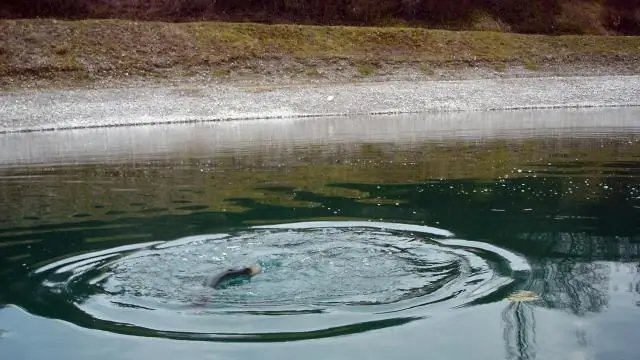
205;263;262;288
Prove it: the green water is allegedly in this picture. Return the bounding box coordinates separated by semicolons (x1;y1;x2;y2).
0;121;639;360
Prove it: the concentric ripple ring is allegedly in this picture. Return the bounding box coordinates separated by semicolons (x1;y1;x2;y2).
22;221;532;342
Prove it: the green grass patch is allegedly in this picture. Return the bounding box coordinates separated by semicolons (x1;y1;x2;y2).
356;61;379;76
523;59;540;71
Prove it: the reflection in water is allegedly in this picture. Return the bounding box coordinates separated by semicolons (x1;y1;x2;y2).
500;233;638;360
520;231;638;316
0;119;639;356
502;300;538;360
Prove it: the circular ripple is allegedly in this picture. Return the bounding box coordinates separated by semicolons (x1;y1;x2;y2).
26;221;531;341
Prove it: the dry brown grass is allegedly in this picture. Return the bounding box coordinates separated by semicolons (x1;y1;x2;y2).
1;18;639;87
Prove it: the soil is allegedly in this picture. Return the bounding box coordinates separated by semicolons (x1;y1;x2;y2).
1;19;639;91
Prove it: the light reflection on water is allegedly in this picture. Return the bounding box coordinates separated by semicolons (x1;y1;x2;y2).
0;109;639;360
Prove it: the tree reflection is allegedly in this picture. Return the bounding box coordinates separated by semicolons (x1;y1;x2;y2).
519;231;640;315
500;230;638;360
502;300;537;360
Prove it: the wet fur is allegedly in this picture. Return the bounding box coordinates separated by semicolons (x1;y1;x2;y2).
205;264;261;288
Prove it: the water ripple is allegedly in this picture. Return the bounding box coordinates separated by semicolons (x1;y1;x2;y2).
23;221;531;342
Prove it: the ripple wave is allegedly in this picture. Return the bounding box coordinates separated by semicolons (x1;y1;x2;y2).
24;221;531;342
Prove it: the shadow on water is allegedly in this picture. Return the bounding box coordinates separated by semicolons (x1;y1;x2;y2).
0;118;639;355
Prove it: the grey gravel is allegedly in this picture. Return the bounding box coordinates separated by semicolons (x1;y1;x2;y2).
1;75;639;134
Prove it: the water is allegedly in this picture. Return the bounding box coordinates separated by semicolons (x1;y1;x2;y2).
0;109;639;360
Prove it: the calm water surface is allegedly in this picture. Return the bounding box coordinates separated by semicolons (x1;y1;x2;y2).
0;110;639;360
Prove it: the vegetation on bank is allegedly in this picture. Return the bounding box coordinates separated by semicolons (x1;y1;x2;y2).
1;19;640;88
1;0;639;35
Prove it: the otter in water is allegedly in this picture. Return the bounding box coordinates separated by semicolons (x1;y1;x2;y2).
204;264;262;289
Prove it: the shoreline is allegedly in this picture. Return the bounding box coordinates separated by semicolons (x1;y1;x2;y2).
2;107;639;168
1;19;639;135
2;74;639;134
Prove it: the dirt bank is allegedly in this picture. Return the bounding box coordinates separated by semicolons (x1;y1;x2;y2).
1;19;639;91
